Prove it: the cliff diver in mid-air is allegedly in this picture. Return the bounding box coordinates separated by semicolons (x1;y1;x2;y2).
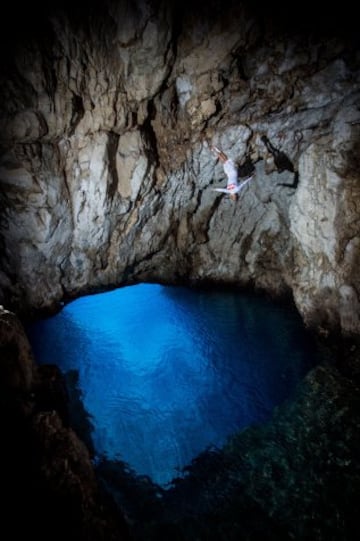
210;145;254;201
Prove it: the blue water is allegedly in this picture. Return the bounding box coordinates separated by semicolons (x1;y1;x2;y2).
26;284;317;486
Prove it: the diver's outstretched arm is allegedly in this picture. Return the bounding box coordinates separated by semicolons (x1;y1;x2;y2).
211;188;232;193
236;176;253;191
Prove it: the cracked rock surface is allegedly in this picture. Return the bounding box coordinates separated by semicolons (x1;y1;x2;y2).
0;1;359;333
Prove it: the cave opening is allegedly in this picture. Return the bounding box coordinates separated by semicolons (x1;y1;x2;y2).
25;283;318;489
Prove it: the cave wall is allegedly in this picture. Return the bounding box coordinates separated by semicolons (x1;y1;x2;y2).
0;0;359;334
0;305;130;540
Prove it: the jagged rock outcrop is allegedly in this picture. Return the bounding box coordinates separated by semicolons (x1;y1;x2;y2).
0;305;130;540
0;0;359;334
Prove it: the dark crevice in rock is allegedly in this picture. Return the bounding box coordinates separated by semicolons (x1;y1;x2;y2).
231;50;250;82
106;131;120;199
41;50;59;101
203;98;223;131
126;110;138;129
69;94;85;137
140;100;160;169
165;84;180;126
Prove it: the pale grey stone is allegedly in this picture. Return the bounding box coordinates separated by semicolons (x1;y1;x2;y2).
0;1;359;336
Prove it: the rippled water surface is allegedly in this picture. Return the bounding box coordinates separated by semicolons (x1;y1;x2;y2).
26;284;317;486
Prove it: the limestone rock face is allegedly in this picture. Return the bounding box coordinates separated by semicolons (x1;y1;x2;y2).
290;137;360;334
0;0;359;334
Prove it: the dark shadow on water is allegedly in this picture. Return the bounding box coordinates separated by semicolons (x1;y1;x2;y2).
96;444;293;541
63;369;96;456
